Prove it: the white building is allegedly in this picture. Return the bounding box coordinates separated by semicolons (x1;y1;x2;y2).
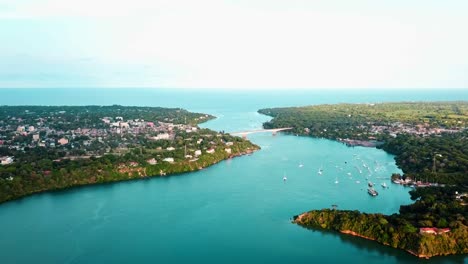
32;134;40;141
153;133;170;140
206;148;215;154
166;147;175;151
194;150;202;156
225;148;232;154
225;141;234;146
147;158;157;165
0;156;14;165
163;157;174;163
120;122;130;129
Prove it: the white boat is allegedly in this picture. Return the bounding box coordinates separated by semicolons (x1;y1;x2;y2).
299;163;304;168
381;182;388;188
355;166;362;174
335;178;339;184
317;165;323;175
283;172;287;182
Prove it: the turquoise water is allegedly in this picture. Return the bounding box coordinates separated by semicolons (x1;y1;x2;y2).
0;88;467;263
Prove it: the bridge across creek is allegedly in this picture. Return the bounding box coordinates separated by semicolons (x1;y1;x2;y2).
230;127;293;138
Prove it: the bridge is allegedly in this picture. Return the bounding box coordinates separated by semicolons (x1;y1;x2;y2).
230;127;293;138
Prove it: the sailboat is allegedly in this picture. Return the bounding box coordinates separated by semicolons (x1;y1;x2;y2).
283;172;288;182
318;165;323;175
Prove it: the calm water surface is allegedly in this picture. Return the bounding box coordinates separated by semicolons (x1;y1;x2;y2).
0;88;466;263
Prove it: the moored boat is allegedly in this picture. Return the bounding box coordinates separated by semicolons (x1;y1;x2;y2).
368;188;378;196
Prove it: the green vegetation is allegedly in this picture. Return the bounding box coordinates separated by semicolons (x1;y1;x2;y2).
260;101;468;258
379;131;468;185
0;105;259;204
294;196;468;258
259;101;467;140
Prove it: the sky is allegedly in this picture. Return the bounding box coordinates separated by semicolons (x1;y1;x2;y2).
0;0;467;89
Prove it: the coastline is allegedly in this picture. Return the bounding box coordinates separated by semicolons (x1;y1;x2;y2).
0;147;260;205
293;211;467;259
338;230;428;259
338;139;384;148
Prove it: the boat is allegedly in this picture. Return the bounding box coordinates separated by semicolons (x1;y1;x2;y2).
299;163;304;168
368;188;378;196
381;182;388;188
335;177;339;184
355;166;362;174
368;182;374;187
283;173;287;182
317;165;323;175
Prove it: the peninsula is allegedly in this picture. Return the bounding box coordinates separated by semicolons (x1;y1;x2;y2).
259;101;468;258
0;105;259;204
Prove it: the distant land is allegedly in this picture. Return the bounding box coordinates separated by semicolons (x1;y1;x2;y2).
259;101;468;258
0;105;259;204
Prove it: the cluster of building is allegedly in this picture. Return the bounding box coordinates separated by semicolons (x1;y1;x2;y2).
145;140;233;165
0;113;209;161
367;122;462;138
0;108;241;170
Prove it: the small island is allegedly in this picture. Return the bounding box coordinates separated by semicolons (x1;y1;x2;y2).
0;105;259;204
259;101;468;258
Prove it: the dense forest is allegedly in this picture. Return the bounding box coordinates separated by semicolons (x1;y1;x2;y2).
260;101;468;258
379;131;468;185
294;208;467;258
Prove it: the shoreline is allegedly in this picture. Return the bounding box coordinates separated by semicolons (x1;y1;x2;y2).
293;211;465;259
339;230;429;259
0;148;259;206
338;138;384;148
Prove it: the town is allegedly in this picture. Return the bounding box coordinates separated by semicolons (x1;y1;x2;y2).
0;105;259;203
